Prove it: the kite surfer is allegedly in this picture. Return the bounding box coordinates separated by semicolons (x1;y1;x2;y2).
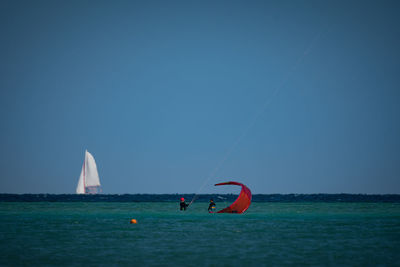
208;199;216;212
180;197;189;211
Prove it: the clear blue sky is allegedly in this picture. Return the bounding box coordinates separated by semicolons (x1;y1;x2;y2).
1;0;399;194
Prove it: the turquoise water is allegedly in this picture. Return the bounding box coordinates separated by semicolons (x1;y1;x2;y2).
1;202;399;266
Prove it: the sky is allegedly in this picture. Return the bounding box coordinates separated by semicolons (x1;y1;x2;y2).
0;0;399;194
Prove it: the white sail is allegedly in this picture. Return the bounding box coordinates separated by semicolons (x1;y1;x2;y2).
76;150;101;194
76;163;85;194
85;151;100;187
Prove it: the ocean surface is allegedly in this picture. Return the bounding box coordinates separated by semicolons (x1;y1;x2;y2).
1;194;399;266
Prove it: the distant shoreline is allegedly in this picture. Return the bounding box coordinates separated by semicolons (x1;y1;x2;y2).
1;194;399;202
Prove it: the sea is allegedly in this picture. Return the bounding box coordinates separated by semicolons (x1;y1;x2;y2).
1;194;399;266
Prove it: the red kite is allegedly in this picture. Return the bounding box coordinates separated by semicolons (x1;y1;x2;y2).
215;181;252;213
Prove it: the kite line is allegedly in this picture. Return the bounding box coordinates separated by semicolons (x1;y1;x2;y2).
189;30;327;206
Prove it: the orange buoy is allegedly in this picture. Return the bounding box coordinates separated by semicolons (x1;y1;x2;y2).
130;219;137;224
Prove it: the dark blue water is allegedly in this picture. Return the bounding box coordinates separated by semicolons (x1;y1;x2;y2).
0;195;399;266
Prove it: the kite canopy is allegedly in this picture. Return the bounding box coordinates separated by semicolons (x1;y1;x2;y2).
215;181;252;214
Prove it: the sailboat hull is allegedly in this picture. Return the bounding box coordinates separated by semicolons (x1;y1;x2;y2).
85;186;102;194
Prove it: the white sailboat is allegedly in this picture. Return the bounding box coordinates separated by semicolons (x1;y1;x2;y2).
76;150;101;194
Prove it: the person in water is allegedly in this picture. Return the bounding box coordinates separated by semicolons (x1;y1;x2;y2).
208;199;216;212
180;197;189;211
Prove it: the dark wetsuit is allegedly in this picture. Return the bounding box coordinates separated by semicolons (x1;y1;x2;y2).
180;201;189;211
208;201;216;212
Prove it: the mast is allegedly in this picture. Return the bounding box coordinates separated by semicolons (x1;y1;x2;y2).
83;150;87;194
